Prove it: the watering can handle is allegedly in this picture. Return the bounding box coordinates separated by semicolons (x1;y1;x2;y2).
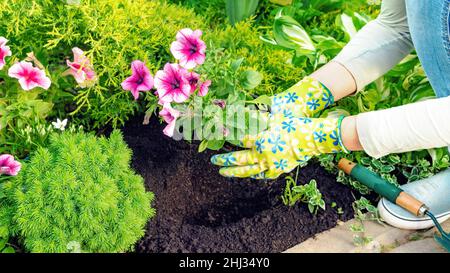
338;159;428;216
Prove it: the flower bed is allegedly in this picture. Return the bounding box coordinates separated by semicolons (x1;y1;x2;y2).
0;0;448;253
122;115;359;252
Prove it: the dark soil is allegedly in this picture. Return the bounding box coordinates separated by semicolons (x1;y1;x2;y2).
122;115;360;253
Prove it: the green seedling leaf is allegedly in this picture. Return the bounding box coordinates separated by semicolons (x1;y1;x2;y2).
246;95;272;106
231;58;244;72
241;70;263;90
207;140;225;151
198;139;208;153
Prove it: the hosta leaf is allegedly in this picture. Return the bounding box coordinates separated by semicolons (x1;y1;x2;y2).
273;13;315;54
336;13;357;40
408;84;435;103
259;34;278;45
226;0;259;25
352;12;370;30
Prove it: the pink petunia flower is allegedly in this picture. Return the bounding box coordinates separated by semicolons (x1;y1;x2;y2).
0;154;21;176
213;99;226;109
186;71;200;94
154;63;191;104
170;28;206;69
0;37;12;70
8;61;51;91
198;80;211;97
66;47;97;88
121;60;154;100
159;103;180;137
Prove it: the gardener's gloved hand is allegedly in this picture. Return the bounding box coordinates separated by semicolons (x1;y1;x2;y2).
211;113;349;179
269;76;334;118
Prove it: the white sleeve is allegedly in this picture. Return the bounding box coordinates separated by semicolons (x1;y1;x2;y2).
333;0;413;91
356;96;450;158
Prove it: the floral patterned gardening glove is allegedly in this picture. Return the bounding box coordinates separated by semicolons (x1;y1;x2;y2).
211;114;349;179
269;76;334;118
211;76;346;179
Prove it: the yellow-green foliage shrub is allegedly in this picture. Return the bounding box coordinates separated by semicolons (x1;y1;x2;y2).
1;0;305;135
0;0;205;129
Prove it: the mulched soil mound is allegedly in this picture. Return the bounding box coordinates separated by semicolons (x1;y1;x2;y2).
122;115;360;253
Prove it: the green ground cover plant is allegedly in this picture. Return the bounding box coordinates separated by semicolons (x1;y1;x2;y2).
0;130;154;253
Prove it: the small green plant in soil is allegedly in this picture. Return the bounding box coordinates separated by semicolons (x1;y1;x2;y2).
350;196;383;247
0;130;154;253
282;176;326;214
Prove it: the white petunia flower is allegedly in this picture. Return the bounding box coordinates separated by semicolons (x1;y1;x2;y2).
52;118;68;131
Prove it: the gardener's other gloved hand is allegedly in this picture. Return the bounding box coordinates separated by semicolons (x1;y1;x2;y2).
269;76;334;118
211;113;349;179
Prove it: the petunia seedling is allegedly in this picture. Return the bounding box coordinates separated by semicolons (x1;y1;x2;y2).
8;61;51;91
170;28;206;69
0;37;12;70
65;47;97;88
155;63;191;104
159;103;180;137
198;80;211;97
121;60;154;100
185;71;211;97
0;154;21;176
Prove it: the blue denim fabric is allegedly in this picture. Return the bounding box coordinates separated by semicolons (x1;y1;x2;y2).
406;0;450;98
406;1;450;198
